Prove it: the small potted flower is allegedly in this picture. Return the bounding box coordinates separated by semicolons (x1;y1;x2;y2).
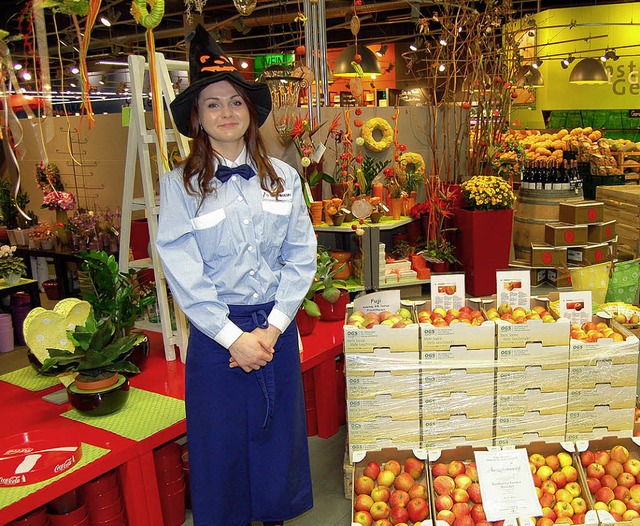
28;221;55;250
0;245;27;285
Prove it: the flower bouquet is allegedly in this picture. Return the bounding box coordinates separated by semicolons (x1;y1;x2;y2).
35;162;76;211
0;245;27;283
461;175;516;210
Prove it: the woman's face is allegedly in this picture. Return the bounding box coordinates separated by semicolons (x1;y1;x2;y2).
197;80;250;156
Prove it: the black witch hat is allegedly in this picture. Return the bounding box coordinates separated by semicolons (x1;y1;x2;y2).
170;24;272;137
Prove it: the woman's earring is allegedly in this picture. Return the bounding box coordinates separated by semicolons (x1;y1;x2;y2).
199;123;203;132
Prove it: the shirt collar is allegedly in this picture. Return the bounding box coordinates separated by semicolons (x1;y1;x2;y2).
219;146;250;168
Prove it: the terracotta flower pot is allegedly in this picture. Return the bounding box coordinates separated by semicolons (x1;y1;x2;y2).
329;250;352;280
390;198;404;220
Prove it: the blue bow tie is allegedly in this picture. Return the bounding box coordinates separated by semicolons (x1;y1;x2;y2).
215;163;256;183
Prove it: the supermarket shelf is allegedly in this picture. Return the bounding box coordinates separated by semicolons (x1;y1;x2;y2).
313;216;412;232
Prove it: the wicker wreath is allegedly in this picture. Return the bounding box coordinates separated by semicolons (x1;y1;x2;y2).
398;152;426;174
361;117;393;152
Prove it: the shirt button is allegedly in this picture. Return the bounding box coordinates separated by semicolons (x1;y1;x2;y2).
252;293;259;299
231;175;237;182
248;246;254;252
249;270;255;276
237;196;243;202
243;219;249;225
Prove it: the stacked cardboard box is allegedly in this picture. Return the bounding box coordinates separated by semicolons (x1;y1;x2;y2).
378;244;417;284
566;319;639;441
420;301;496;450
494;301;571;446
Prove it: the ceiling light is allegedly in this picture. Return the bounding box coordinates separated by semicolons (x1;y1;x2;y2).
333;44;382;78
99;76;106;85
69;82;76;87
70;65;79;75
515;65;544;88
96;60;129;66
375;45;388;57
99;15;111;27
409;38;421;52
240;60;249;69
561;56;575;69
22;71;31;81
13;63;22;70
531;59;542;69
570;57;609;84
604;49;618;61
438;63;446;72
439;37;447;46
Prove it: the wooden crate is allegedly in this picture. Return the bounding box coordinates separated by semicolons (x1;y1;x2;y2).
595;185;640;256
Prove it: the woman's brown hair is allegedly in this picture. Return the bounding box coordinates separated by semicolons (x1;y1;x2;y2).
182;82;284;206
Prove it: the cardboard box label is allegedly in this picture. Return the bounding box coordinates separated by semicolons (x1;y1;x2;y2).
497;391;568;416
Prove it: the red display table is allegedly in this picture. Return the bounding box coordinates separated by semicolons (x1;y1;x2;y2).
1;322;345;524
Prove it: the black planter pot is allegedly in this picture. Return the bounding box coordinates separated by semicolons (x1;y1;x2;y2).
128;334;150;372
67;374;130;416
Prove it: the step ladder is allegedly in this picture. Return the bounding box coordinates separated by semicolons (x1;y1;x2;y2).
119;53;190;361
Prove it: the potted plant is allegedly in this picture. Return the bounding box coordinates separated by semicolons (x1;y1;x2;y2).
38;308;144;416
28;221;55;250
310;247;349;322
77;250;156;368
0;245;27;285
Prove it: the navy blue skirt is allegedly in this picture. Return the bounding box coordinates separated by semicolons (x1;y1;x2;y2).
185;302;313;526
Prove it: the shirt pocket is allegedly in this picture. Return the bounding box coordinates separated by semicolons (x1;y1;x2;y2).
191;208;237;259
261;200;292;248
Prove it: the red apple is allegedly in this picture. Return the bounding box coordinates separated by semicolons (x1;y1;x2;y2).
550;470;568;489
619;472;637;489
537;517;555;526
626;498;640;513
614;485;631;502
595;486;615;504
432;462;449;477
373;520;393;526
448;460;466;478
355;494;375;512
437;510;456;526
389;490;410;509
573;512;586;524
364;461;382;480
435;495;454;511
586;463;605;479
465;463;479;482
407;497;430;523
539;492;556;508
601;474;618;490
586;477;601;494
453;516;474;526
545;455;561;472
604;460;624;478
354;510;373;526
371;485;391;503
389;506;409;525
394;473;415;492
452;488;469;504
408;483;427;500
580;450;595;467
467;482;482;503
377;470;396;487
433;475;456;496
541;507;557;521
562;465;578;483
541;480;557;495
610;445;630;464
451;502;471;517
385;460;402;476
355;476;376;495
470;503;486;522
594;450;611;466
370;501;391;521
404;457;424;480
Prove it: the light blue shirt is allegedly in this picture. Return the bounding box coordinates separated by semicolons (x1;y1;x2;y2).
156;149;317;349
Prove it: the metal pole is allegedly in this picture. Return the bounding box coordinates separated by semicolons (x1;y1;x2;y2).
303;0;314;127
318;0;329;109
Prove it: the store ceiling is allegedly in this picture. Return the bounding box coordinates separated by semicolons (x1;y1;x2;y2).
0;0;633;80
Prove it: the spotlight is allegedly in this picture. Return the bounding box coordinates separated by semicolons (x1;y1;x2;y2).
13;63;22;70
375;45;388;57
69;82;76;87
99;15;111;27
22;71;31;81
604;49;618;61
409;38;421;52
439;37;447;46
561;56;575;69
240;60;249;69
532;59;542;69
438;63;446;72
70;65;79;75
99;75;106;85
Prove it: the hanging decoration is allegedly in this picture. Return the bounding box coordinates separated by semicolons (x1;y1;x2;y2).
131;0;167;170
233;0;256;16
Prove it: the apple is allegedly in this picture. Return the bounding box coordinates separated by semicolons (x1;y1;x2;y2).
545;455;561;472
467;483;482;503
556;489;573;503
465;463;479;482
541;480;557;495
562;465;578;482
593;501;609;512
407;497;430;523
580;450;595;467
377;470;396;487
630;485;640;500
451;488;469;504
537;465;554;481
609;499;628;516
433;475;456;496
448;460;466;477
354;510;373;526
586;463;605;479
586;477;601;494
470;503;486;523
364;461;382;480
611;445;631;464
355;475;376;495
594;450;611;466
394;472;415;492
384;459;401;476
454;474;473;490
571;497;588;514
403;457;424;480
451;502;471;517
601;474;618;490
373;520;393;526
539;491;556;509
595;486;615;504
614;485;631;502
626;498;640;513
370;501;391;521
554;501;574;518
453;516;474;526
371;485;391;503
408;483;427;500
537;519;555;526
497;303;513;316
619;472;637;489
435;495;454;511
437;510;456;526
396;307;412;320
550;470;568;489
432;462;449;477
389;506;409;525
625;459;640;476
541;507;557;521
565;482;582;498
355;494;375;512
604;459;624;478
623;510;640;521
389;490;410;509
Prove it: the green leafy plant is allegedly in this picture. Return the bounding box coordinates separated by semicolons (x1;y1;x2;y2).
301;246;347;317
359;156;391;196
0;177;34;229
77;250;156;336
0;245;26;278
421;239;460;265
40;310;143;381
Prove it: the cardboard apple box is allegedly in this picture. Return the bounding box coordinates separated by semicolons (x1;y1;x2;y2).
587;220;616;243
514;441;598;526
544;222;589;247
569;317;640;365
565;406;635;440
568;384;636;412
497;390;569;416
418;299;496;351
494;413;568;446
559;200;604;225
422;415;494;449
497;342;569;368
567;242;612;266
573;437;640;526
479;296;571;348
345;348;420;376
422;392;494;419
347;394;420;422
496;365;569;395
569;362;638;390
350;448;430;526
346;370;421;400
348;425;421;462
422;346;495;371
422;369;495;397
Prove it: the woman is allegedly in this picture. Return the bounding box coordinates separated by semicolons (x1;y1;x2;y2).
156;25;316;526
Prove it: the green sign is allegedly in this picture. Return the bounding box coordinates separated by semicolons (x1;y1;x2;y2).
253;53;295;74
